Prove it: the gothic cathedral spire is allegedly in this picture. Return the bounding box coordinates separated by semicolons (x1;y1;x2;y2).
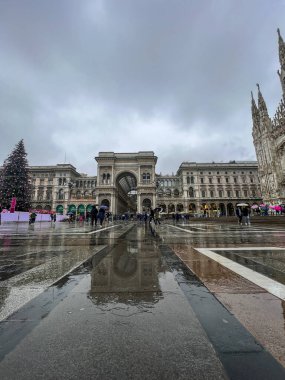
251;91;260;129
277;28;285;97
256;83;269;118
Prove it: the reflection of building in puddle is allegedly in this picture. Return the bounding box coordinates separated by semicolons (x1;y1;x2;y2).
89;240;163;304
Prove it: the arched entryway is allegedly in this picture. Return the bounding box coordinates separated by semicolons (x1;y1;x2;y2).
177;203;184;212
77;204;85;216
56;205;63;214
68;204;76;214
219;203;226;216
101;199;110;207
227;203;234;216
188;203;196;215
95;152;157;215
142;198;151;211
116;171;137;214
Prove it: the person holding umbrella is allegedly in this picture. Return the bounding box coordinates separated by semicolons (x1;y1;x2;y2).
242;206;251;226
98;205;107;227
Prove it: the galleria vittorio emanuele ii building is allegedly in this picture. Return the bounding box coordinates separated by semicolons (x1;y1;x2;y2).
9;29;285;217
27;153;261;217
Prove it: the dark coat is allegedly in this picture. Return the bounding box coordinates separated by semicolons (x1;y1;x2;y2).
98;208;105;220
91;206;98;217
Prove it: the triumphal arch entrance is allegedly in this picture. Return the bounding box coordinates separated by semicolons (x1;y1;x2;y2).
95;152;157;214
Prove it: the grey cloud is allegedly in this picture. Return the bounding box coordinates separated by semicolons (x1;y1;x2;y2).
0;0;284;173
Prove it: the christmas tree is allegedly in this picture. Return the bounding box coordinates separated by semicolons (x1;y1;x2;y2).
0;140;32;211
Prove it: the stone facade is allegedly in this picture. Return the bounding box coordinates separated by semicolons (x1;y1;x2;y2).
28;164;97;215
0;155;261;216
252;29;285;203
157;161;261;216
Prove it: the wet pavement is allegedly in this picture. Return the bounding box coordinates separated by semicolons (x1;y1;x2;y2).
0;219;285;378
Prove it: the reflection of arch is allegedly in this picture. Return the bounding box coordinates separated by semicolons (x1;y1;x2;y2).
44;205;51;211
56;205;63;214
168;204;175;212
142;198;151;209
210;203;217;210
101;199;110;207
227;203;234;216
113;250;138;278
36;205;42;210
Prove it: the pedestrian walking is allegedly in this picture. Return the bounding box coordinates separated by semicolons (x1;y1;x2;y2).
0;204;2;225
149;208;155;224
242;207;251;226
29;212;37;224
91;205;98;227
53;214;56;223
143;211;148;223
98;206;106;227
235;207;242;225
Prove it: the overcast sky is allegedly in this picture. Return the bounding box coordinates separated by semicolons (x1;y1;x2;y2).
0;0;285;175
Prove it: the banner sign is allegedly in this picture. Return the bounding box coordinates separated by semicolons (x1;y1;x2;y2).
10;197;17;213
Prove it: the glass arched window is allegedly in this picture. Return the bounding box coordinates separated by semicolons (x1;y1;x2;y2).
190;176;194;184
189;187;194;197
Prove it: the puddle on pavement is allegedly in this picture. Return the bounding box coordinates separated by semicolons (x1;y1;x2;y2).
86;225;164;306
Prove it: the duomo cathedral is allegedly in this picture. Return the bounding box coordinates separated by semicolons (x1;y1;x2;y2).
251;28;285;204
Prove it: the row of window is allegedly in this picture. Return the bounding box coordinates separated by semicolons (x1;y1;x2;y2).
186;170;254;175
187;176;256;184
75;180;96;188
196;190;256;198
